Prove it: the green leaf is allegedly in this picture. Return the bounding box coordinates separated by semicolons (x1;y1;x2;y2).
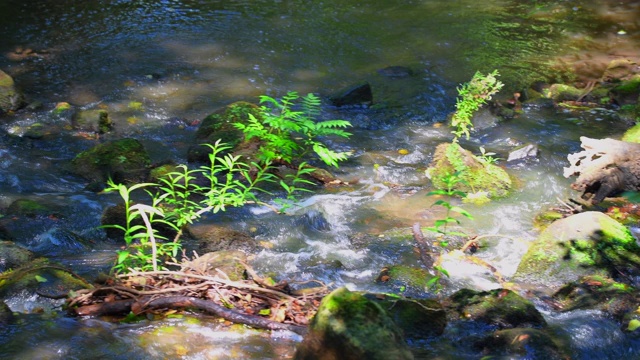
259;309;271;316
35;275;47;283
628;319;640;332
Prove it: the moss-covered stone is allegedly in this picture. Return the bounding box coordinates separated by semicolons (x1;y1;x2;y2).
622;123;640;143
546;83;583;101
427;142;512;198
6;198;57;218
445;288;546;329
0;241;34;273
0;300;14;324
378;265;436;291
475;328;569;360
0;69;25;114
71;138;150;183
72;109;113;133
611;75;640;106
552;275;635;314
188;101;260;162
295;287;413;360
0;258;92;303
513;211;640;290
363;293;447;340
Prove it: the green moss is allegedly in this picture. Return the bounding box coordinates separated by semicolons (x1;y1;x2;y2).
387;265;435;290
613;77;640;95
622;123;640;143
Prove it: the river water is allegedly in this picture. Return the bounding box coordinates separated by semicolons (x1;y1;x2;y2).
1;0;639;359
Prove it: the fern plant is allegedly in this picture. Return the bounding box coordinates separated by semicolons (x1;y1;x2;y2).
234;92;352;167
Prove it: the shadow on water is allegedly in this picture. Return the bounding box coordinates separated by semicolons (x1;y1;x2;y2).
0;0;639;359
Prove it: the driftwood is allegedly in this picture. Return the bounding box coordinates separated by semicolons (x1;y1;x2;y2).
67;261;328;335
564;137;640;204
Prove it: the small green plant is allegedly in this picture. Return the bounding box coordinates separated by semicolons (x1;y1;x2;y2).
451;70;504;142
426;265;449;292
477;146;500;165
425;171;473;240
103;140;279;274
233;92;352;167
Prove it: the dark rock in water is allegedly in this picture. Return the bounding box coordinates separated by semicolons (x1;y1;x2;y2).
295;287;414;360
0;300;14;324
6;198;61;218
0;258;92;312
507;143;538;162
363;293;447;340
0;240;35;273
445;288;547;329
377;66;414;78
70;138;151;184
72;109;113;134
0;69;26;114
329;83;373;107
552;275;637;319
475;328;569;360
297;210;331;232
27;228;92;257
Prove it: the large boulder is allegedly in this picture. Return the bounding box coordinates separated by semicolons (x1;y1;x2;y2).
426;142;512;198
295;287;414;360
513;211;640;290
0;69;25;114
70;138;151;184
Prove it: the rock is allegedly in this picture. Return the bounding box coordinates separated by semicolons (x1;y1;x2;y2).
445;288;547;329
513;211;640;291
70;138;151;184
181;250;247;281
6;198;61;218
187;223;257;253
294;287;414;360
0;69;25;114
610;75;640;106
375;265;436;293
0;300;14;324
377;66;414;78
546;83;584;102
475;328;569;360
72;109;113;133
623;123;640;143
188;101;260;163
27;228;93;257
0;240;35;273
602;59;640;83
363;293;447;340
0;258;92;313
426;142;512;198
552;275;636;317
329;83;373;107
507;143;538;162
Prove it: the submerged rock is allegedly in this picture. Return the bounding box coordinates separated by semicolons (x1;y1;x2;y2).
426;142;512;198
187;223;257;254
0;240;35;273
475;328;569;360
0;258;92;313
0;69;25;114
513;211;640;291
507;143;538;162
445;288;547;330
72;109;113;134
329;83;373;107
70;138;151;184
295;287;413;360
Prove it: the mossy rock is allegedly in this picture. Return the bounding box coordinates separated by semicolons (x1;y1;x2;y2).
622;123;640;143
0;69;25;114
0;258;92;303
445;288;546;329
513;211;640;290
295;287;413;360
611;75;640;106
187;223;257;254
72;109;113;133
363;293;447;340
71;138;151;183
0;241;34;273
545;83;583;102
148;163;179;182
474;328;569;360
552;275;636;315
377;265;436;292
0;300;14;324
6;198;59;218
427;142;512;198
181;250;247;281
188;101;261;162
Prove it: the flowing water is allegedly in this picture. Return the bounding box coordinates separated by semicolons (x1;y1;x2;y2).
1;0;640;359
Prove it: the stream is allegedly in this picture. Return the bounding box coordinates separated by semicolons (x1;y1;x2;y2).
1;0;640;359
